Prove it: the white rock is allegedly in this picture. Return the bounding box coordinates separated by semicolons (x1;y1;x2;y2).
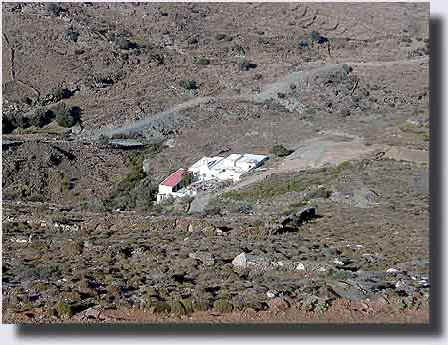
266;290;277;298
296;263;305;271
386;268;400;273
232;252;247;268
71;122;83;135
164;138;176;148
333;259;345;265
395;280;406;289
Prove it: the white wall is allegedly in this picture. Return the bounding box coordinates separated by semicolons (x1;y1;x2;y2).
158;184;172;194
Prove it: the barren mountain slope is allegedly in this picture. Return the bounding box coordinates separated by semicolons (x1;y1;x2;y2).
2;2;429;324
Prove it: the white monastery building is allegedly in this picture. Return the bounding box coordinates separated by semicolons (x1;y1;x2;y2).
189;153;268;182
156;168;196;203
156;153;268;203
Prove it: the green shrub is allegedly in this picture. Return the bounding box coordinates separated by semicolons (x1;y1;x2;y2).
64;28;80;42
30;107;53;128
239;59;257;71
151;302;171;314
47;3;63;16
342;64;353;74
98;134;110;145
299;39;310;48
180;80;198;90
115;37;136;50
62;240;83;256
334;160;352;175
222;173;326;202
38;264;63;280
215;33;227;41
53;102;80;128
56;302;76;319
2;114;16;133
272;144;293;157
180;299;194;314
214;299;234;313
6;113;30;129
310;31;321;42
193;57;210;65
105;152;158;210
193;299;210;312
21;96;33;106
170;300;187;316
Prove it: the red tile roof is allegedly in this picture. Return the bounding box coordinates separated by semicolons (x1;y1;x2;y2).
161;169;190;187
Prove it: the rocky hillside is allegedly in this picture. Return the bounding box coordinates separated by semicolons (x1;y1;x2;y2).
2;2;430;324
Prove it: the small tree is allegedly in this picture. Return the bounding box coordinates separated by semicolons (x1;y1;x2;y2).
11;113;30;129
50;87;70;102
115;37;135;50
30;107;52;128
2;115;16;134
272;144;293;157
193;57;210;65
310;31;321;42
215;33;227;41
47;3;63;16
64;28;80;42
239;59;257;71
179;80;197;90
54;102;80;128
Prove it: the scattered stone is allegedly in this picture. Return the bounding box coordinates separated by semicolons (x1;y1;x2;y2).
269;297;290;311
327;281;368;300
75;306;102;320
232;252;270;271
163;138;176;148
296;262;306;271
333;258;345;266
266;290;278;298
188;252;215;266
71;122;83;135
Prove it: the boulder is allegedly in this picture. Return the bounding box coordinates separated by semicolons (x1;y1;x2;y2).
189;252;215;266
232;252;271;271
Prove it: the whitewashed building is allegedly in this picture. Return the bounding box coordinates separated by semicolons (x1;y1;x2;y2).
156;168;196;203
156;153;268;203
188;156;224;181
188;153;268;182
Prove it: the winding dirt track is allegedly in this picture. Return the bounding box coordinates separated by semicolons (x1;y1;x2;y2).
82;57;427;142
81;64;346;140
